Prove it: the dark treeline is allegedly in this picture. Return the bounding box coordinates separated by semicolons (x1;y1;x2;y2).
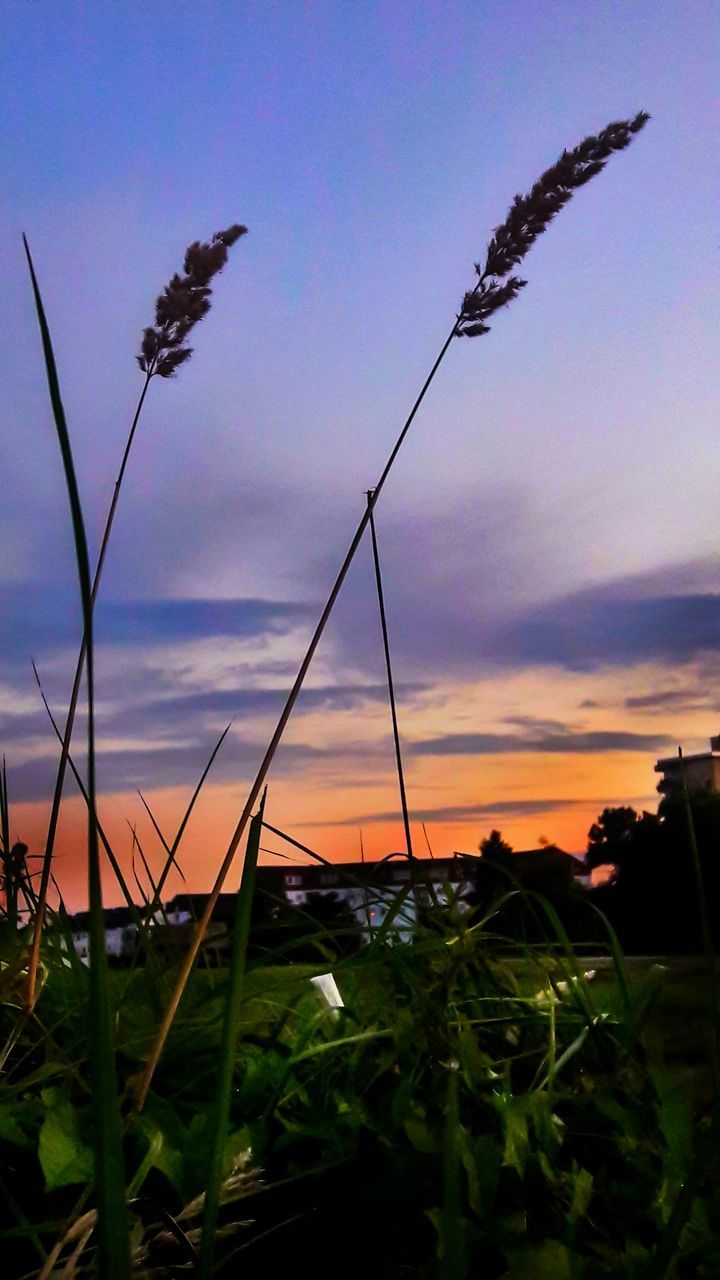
585;791;720;954
475;789;720;955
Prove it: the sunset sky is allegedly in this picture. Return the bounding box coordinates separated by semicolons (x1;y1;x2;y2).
1;2;718;908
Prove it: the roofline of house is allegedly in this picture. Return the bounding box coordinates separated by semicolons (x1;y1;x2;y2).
655;751;720;770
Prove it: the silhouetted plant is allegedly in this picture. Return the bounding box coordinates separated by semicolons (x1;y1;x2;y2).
26;223;247;1012
137;114;650;1107
137;224;246;378
457;112;649;336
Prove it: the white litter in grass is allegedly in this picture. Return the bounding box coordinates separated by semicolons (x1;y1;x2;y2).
310;972;344;1018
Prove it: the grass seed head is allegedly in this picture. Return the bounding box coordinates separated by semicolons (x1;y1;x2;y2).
457;110;649;338
137;223;247;377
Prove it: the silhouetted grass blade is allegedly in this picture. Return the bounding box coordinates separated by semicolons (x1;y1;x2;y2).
199;789;267;1277
134;113;649;1109
23;235;130;1280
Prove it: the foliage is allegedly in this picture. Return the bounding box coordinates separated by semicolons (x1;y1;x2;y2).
2;901;715;1278
586;806;648;872
587;796;720;954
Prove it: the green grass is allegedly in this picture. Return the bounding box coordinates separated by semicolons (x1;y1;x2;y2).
3;908;720;1276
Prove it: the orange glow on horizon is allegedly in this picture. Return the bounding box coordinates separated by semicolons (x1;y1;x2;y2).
10;756;656;912
7;660;706;912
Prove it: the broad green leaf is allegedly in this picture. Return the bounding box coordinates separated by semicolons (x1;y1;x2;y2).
39;1087;93;1192
498;1096;530;1177
568;1164;594;1222
527;1092;563;1153
223;1126;253;1182
130;1117;183;1197
426;1206;469;1278
460;1130;500;1215
403;1112;440;1154
649;1065;693;1185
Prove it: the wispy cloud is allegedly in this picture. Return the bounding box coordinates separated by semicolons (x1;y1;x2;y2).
101;680;426;738
5;732;389;803
625;687;712;713
316;797;589;826
408;728;673;757
489;591;720;673
325;533;720;680
0;585;316;666
95;598;316;645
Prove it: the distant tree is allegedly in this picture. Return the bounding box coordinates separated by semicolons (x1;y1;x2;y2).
586;794;720;953
586;806;643;872
479;829;513;865
471;829;593;946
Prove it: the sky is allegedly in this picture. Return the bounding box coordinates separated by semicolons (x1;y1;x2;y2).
1;1;718;908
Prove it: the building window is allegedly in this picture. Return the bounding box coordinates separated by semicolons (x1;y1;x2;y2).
320;873;338;885
285;874;302;887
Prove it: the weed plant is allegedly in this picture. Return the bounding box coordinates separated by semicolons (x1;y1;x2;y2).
3;113;719;1277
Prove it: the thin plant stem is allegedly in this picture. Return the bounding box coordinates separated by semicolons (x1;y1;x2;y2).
26;371;153;1008
261;820;333;866
0;758;10;909
32;661;142;916
422;822;436;859
28;223;247;1003
129;724;232;958
198;791;266;1278
366;488;414;862
133;114;649;1108
23;234;130;1279
132;317;461;1112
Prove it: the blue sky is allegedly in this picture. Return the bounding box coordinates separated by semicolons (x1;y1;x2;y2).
1;1;718;902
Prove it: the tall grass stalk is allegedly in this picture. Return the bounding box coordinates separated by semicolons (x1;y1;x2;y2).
26;227;246;1009
1;757;16;928
199;790;266;1278
135;112;649;1110
23;235;130;1279
262;819;333;866
32;662;143;919
439;1062;467;1280
367;489;414;862
137;723;232;912
25;371;152;1007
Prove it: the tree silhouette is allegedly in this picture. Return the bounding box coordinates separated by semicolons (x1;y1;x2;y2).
587;794;720;953
586;806;645;872
479;829;513;865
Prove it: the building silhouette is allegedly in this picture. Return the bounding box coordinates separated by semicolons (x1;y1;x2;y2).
655;732;720;797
